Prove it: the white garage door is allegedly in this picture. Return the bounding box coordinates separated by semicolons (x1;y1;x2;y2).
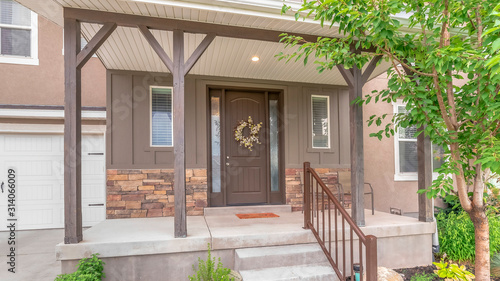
0;134;106;230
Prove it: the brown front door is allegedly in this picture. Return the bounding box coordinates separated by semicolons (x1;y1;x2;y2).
224;90;268;205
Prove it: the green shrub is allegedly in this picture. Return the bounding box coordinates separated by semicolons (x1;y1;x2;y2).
433;261;474;281
189;244;234;281
436;209;500;261
492;252;500;277
55;254;105;281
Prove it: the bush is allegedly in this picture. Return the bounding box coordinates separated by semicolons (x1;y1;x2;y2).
55;254;105;281
433;261;474;281
436;209;500;261
189;244;234;281
492;252;500;277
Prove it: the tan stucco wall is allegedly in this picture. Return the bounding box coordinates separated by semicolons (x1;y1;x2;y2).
363;74;419;214
0;16;106;107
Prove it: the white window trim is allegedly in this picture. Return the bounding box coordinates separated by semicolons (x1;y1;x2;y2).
311;94;331;149
0;11;39;65
393;100;442;181
150;86;174;147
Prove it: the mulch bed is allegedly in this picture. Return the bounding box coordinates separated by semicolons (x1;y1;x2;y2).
394;264;500;281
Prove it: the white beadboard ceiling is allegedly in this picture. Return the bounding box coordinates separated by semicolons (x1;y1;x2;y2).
18;0;392;85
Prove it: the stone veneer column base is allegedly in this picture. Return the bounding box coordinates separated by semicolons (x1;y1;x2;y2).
106;169;207;219
285;168;348;212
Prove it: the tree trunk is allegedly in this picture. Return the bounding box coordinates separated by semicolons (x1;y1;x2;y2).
470;208;490;280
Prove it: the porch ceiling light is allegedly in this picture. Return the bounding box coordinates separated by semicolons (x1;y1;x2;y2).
251;56;260;62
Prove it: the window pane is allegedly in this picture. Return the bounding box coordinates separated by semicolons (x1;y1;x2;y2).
432;144;445;171
269;100;279;192
211;97;221;193
0;28;30;56
0;0;31;26
397;106;417;139
312;96;329;148
151;88;173;146
399;141;418;173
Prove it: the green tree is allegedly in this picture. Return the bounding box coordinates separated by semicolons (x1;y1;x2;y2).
279;1;500;280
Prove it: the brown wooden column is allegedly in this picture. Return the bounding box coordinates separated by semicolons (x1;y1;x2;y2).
417;126;433;222
349;64;365;226
64;17;83;244
172;29;187;237
337;55;381;227
138;26;214;237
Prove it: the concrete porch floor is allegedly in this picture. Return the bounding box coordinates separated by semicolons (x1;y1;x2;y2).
56;206;435;280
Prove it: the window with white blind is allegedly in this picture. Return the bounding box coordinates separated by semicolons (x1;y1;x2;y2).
394;103;444;181
151;87;173;147
311;95;330;149
0;0;38;65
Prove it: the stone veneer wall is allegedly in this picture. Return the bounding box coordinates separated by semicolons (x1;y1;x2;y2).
106;169;207;219
285;168;348;212
107;167;346;218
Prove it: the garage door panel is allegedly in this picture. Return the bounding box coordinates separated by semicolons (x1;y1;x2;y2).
82;183;104;200
17;183;56;201
17;206;57;229
0;134;105;230
83;206;105;226
3;135;54;153
7;160;55;177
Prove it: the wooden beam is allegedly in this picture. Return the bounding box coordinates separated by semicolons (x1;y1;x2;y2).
349;63;365;227
336;65;354;87
65;7;322;44
417;126;433;222
184;33;216;76
137;25;174;73
173;29;187;238
361;56;382;84
76;22;117;69
64;17;83;244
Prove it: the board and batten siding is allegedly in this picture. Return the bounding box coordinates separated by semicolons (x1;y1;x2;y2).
106;70;351;169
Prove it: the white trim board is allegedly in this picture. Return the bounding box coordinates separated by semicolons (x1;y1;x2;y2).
0;108;106;119
0;123;106;134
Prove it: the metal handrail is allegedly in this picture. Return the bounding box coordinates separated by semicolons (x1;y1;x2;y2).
303;162;377;281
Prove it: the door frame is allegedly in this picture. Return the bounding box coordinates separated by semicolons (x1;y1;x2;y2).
207;86;285;207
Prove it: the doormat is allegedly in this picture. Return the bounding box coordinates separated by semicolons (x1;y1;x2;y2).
235;213;280;219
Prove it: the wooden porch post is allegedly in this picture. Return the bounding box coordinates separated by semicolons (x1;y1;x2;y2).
173;29;187;237
349;63;365;227
64;17;83;244
417;126;433;222
138;26;214;237
337;55;381;227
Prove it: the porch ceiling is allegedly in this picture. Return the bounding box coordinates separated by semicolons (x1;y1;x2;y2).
19;0;392;85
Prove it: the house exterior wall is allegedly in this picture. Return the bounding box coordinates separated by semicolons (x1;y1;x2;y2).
106;70;352;170
106;70;354;216
0;16;106;107
363;74;419;214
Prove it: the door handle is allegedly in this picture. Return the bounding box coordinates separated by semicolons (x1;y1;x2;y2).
88;203;104;206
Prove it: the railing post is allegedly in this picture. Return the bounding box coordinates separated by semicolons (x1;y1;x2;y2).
365;235;378;280
303;162;311;229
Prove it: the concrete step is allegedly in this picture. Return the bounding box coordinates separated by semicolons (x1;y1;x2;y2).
204;205;291;216
238;263;339;281
235;244;326;271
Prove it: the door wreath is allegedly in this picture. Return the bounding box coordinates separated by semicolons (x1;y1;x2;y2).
234;116;262;151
